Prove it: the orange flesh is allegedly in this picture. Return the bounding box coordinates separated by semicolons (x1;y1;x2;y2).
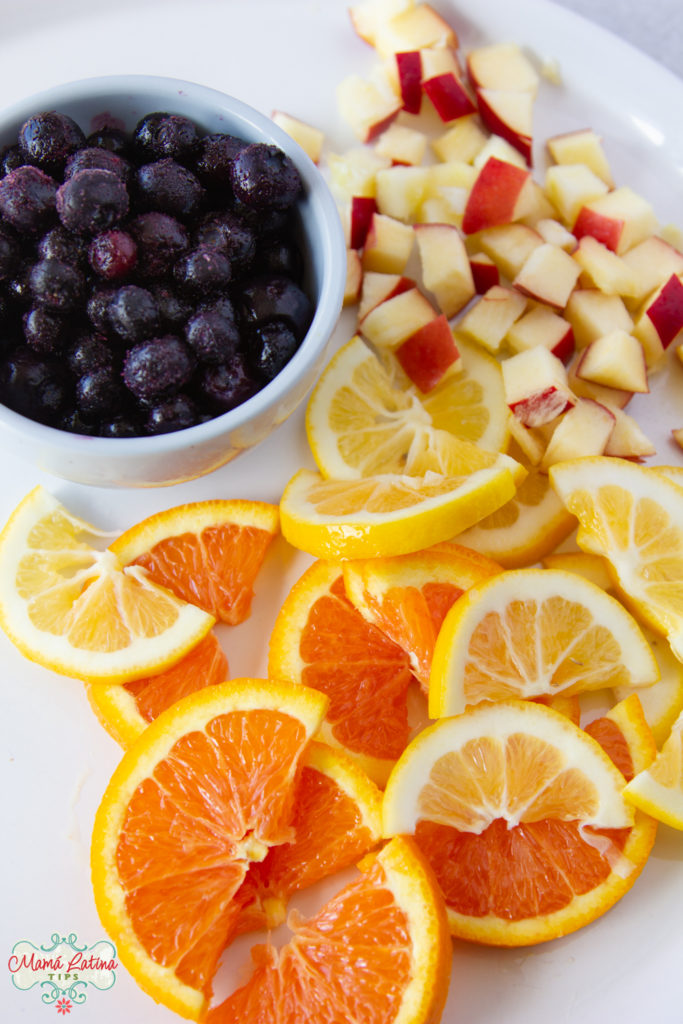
584;716;634;781
300;576;414;758
207;858;411;1024
130;524;275;624
123;632;228;724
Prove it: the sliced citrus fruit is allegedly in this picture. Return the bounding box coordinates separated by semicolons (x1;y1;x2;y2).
613;627;683;748
0;486;214;684
624;708;683;829
280;455;522;561
429;567;659;718
205;835;451;1024
305;332;509;480
457;440;575;569
91;678;328;1020
382;698;654;946
584;693;657;781
110;499;279;625
549;457;683;661
87;631;229;747
268;559;419;786
342;541;502;689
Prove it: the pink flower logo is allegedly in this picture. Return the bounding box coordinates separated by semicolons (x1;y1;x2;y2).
56;997;72;1015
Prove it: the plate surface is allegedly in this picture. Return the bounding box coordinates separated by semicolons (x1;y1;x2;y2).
1;2;682;1022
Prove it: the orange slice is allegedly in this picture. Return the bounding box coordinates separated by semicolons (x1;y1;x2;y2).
110;499;279;625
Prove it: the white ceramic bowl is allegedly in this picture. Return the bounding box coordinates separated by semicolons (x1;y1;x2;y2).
0;75;346;487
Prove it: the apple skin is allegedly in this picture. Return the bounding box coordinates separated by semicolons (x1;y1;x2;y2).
470;254;500;294
509;387;575;428
573;206;624;251
395;315;461;392
350;196;378;250
422;73;476;122
462;156;531;235
646;273;683;348
475;89;533;164
396;50;423;114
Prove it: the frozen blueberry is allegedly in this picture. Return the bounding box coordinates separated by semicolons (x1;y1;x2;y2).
18;111;85;174
86;127;131;156
23;306;66;353
0;165;57;233
99;413;143;437
29;258;85;312
86;285;117;334
64;147;131;183
194;132;246;189
123;334;194;403
59;408;100;435
128;212;189;278
6;259;34;307
66;334;114;376
256;236;303;281
246;318;300;383
89;229;137;280
145;393;198;433
0;349;69;424
194;211;256;271
56;168;129;234
75;365;123;418
230;143;302;211
240;274;312;339
150;283;192;331
184;302;240;364
106;285;159;344
0;144;24;177
0;224;20;282
133;112;199;165
173;247;232;298
134;158;204;220
197;353;258;414
37;225;88;264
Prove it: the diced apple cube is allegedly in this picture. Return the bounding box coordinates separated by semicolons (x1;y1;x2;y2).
349;196;378;250
414;222;475;317
358;271;415;322
344;250;364;306
573;186;659;254
507;413;546;466
503;346;575;427
620;237;683;306
567;350;632;409
514;181;558;225
475;88;534;164
360;286;437;347
337;75;402;143
349;0;415;46
374;164;431;221
632;273;683;363
417;195;463;227
420;44;462;80
535;218;576;251
469;252;500;294
426;160;478;193
573;236;639;297
374;121;428;165
478;223;543;279
395;314;462;391
506;306;575;362
546;129;614;187
328;148;391;202
362;212;415;272
467;42;540;94
540;399;615;471
603;404;656;459
462;156;532;234
460;285;527;353
543;163;609;226
513;242;581;309
394;50;423;114
271;111;324;164
565;289;634;348
423;72;476;122
432;114;488;163
472;134;527;171
373;3;457;58
575;330;649;393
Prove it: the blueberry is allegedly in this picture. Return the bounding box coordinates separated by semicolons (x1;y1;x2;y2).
37;225;88;265
0;348;69;424
56;168;129;234
76;365;123;418
133;112;199;165
256;236;303;281
150;283;192;331
240;274;312;339
99;413;143;437
29;258;85;312
86;127;131;156
197;353;258;414
0;224;20;282
0;144;24;177
145;393;198;433
66;334;114;376
173;247;232;298
128;212;189;278
194;211;256;271
194;132;246;188
6;259;34;307
86;285;117;333
59;408;100;435
23;306;66;353
123;334;194;403
106;285;159;344
230;143;302;211
184;303;240;365
89;229;137;280
64;147;131;183
0;165;57;233
18;111;85;174
135;158;204;220
246;318;300;383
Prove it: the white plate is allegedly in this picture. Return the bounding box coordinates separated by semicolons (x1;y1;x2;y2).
1;2;683;1022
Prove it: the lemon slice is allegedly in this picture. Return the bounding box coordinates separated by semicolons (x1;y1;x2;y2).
0;487;214;683
624;710;683;829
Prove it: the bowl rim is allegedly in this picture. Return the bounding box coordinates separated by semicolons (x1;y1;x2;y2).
0;73;346;455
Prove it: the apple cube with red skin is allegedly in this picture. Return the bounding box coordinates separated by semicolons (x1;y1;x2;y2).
395;50;423;113
350;196;378;250
395;314;462;391
503;346;576;427
344;250;364;306
462;156;532;234
373;3;458;58
478;223;543;279
642;273;683;348
604;404;656;460
475;88;534;164
361;287;438;348
540;399;615;471
467;42;540;93
573;236;639;298
565;289;634;348
459;285;527;353
358;271;415;322
414;222;475;317
506;306;575;363
567;351;632;410
572;186;658;254
362;213;415;273
575;330;649;393
620;236;683;305
469;252;500;294
544;164;609;226
337;75;402;143
423;73;476;122
513;242;581;309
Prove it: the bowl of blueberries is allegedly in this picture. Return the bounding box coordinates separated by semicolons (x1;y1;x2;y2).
0;74;346;486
